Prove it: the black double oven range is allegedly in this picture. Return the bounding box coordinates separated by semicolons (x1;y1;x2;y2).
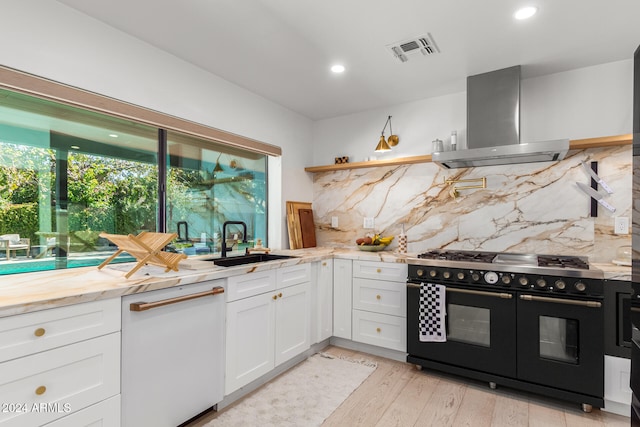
406;249;605;411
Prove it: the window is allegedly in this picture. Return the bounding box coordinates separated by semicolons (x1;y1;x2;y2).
0;87;268;275
166;131;267;255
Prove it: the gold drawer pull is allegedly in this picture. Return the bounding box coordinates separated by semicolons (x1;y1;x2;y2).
376;295;381;300
376;268;382;273
34;328;46;337
272;295;278;300
35;386;46;395
278;292;283;298
376;327;381;333
322;262;327;266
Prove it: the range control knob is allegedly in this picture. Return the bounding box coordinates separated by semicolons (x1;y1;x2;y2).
429;270;438;278
471;272;481;282
518;276;529;287
443;271;451;279
457;272;466;280
501;275;512;285
574;282;587;292
536;279;547;288
554;280;566;290
484;271;499;284
416;269;424;277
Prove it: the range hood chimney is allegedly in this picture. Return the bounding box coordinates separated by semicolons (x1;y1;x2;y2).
432;65;569;169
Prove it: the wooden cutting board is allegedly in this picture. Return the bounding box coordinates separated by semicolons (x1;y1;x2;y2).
298;208;317;248
286;201;316;249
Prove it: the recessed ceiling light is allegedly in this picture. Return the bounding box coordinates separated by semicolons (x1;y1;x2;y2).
331;64;345;73
514;6;537;20
109;133;119;138
70;145;80;150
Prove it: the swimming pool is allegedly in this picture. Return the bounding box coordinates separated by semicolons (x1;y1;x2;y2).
0;254;136;275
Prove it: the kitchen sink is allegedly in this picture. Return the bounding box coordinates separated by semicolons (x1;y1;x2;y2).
205;253;297;267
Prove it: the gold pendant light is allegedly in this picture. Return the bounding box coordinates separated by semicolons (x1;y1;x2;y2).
375;115;399;152
375;135;391;152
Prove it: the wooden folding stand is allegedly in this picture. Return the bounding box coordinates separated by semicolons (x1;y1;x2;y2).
98;232;187;278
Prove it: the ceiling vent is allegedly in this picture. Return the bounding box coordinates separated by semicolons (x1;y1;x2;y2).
386;34;440;63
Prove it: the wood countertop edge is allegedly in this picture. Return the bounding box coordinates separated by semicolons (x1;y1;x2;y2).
305;134;632;173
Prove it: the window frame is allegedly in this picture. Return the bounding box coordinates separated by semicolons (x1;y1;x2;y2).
0;66;276;272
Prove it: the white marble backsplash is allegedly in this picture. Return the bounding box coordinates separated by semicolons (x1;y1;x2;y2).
312;146;632;263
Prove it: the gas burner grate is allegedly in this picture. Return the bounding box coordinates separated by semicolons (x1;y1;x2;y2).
417;250;496;263
537;255;589;270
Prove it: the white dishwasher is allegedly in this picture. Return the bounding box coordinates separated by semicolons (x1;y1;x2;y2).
121;280;225;427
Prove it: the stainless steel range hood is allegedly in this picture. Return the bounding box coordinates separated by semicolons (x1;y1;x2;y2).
432;66;569;169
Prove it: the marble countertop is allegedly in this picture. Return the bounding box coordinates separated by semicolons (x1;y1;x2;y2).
591;262;632;281
0;247;411;318
0;247;629;318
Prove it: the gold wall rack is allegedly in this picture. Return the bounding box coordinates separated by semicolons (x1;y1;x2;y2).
444;177;486;198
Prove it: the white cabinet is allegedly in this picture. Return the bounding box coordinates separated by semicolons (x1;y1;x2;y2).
226;264;311;394
275;282;310;365
0;298;120;362
43;395;120;427
604;355;632;416
352;310;406;351
226;291;276;393
315;259;333;343
0;300;121;427
333;259;353;339
353;277;406;317
351;260;407;352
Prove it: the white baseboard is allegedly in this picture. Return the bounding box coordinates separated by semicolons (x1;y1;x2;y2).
603;399;631;417
329;337;407;362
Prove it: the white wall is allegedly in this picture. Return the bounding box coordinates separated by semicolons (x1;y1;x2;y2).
312;59;633;166
0;0;314;249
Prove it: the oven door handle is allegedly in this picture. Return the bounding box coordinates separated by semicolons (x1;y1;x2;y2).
519;294;602;308
448;288;513;299
407;283;512;299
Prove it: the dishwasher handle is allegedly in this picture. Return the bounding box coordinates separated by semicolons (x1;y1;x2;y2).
130;286;224;312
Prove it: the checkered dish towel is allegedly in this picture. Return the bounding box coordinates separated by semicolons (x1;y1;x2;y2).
419;283;446;342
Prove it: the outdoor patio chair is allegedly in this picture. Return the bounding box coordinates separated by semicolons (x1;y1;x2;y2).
0;234;30;259
97;231;187;278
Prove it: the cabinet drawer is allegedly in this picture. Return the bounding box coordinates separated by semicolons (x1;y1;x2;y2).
0;299;121;363
43;395;120;427
353;278;406;317
0;333;120;427
277;263;311;289
353;261;407;282
227;270;277;301
352;310;406;352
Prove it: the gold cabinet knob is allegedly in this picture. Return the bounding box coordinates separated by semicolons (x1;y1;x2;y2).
34;327;46;337
376;268;382;273
35;385;46;395
376;327;381;333
376;295;381;300
278;293;283;298
322;262;327;266
272;295;278;300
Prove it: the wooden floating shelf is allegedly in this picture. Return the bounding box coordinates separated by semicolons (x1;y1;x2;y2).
304;134;632;173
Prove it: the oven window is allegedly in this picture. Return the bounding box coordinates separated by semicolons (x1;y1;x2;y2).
447;304;490;347
539;316;579;364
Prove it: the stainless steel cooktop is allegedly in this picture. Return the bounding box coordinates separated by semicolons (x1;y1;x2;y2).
411;249;604;280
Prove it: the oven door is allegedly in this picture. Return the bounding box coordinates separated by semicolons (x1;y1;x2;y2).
517;293;604;398
407;281;517;377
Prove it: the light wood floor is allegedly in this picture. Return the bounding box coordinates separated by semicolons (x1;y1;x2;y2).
189;345;630;427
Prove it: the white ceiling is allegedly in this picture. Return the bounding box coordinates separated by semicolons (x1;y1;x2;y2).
55;0;640;121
